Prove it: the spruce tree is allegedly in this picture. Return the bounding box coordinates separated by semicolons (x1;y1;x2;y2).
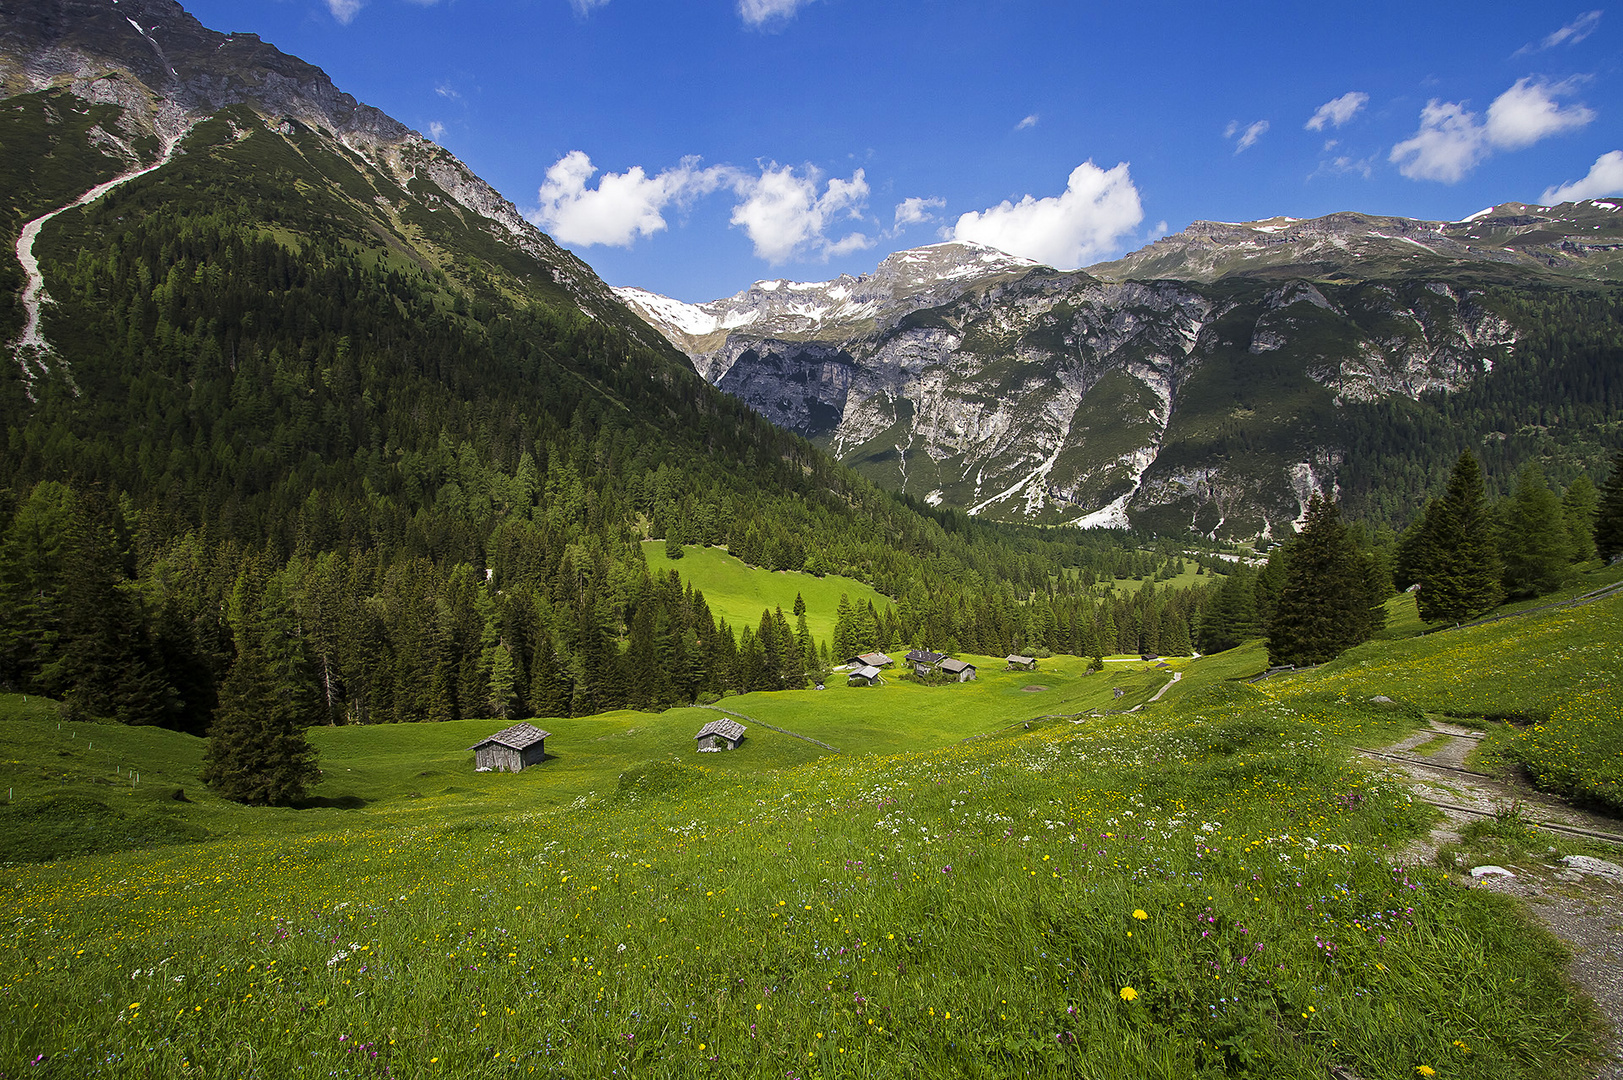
1416;451;1502;624
1497;462;1573;599
1597;449;1623;563
1266;495;1385;666
202;569;321;806
1561;473;1598;563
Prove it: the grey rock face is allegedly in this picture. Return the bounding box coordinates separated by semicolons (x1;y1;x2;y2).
624;242;1519;538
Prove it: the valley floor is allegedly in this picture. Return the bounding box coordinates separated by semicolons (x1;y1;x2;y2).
1;593;1621;1079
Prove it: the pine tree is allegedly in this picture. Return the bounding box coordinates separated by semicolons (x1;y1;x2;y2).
202;569;321;806
1266;495;1385;666
1597;449;1623;563
1416;451;1502;624
1497;462;1573;599
1561;473;1599;563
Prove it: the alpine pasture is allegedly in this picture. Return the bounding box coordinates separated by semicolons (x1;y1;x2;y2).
3;592;1621;1078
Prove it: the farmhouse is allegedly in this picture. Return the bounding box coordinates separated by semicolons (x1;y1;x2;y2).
848;664;885;686
906;648;947;669
469;722;550;772
847;651;893;668
1006;654;1037;671
940;658;977;682
695;718;746;751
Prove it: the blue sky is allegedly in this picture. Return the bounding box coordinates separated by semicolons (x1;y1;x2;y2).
181;0;1622;301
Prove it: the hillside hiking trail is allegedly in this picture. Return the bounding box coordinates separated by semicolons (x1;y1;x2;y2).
1361;720;1623;1079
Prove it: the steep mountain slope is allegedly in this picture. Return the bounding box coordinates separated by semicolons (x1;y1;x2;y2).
0;0;634;363
624;214;1623;537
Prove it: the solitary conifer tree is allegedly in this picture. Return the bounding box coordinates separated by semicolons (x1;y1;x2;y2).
1416;451;1502;624
1561;474;1599;562
1498;462;1574;598
203;569;321;806
1267;495;1385;666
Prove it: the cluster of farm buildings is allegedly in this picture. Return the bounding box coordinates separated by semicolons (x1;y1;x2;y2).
842;648;1038;686
469;650;1040;773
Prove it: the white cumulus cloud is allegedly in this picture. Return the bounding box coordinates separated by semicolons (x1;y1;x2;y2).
1485;76;1595;149
1225;119;1270;153
1016;114;1039;131
1389;100;1486;182
730;164;871;263
531;151;732;248
739;0;814;25
327;0;363;23
894;196;946;228
1542;150;1623;203
1305;92;1368;131
1391;77;1596;182
951;161;1144;269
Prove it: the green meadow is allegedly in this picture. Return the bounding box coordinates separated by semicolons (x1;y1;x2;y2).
641;541;894;648
3;588;1621;1078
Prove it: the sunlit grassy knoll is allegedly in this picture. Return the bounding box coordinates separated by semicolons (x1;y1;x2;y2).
1;679;1600;1079
1262;591;1623;723
641;541;893;647
1101;561;1216;594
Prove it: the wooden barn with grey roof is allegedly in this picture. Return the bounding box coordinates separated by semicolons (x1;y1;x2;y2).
695;718;747;751
470;722;550;772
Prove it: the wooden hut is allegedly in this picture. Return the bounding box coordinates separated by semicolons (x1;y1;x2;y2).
846;651;893;669
906;648;947;669
470;722;550;772
695;718;746;751
1006;654;1037;671
940;658;978;683
848;664;884;686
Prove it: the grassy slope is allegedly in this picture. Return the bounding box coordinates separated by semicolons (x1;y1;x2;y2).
1;590;1617;1078
642;541;895;648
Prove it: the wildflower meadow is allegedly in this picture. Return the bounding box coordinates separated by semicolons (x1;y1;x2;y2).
2;596;1619;1078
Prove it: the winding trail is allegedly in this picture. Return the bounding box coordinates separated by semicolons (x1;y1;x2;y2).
1361;721;1623;1078
12;131;187;389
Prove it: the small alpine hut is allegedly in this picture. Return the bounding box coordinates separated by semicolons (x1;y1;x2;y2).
848;664;885;687
940;657;978;683
1006;654;1037;672
470;722;550;773
906;648;947;676
695;717;747;752
847;651;893;669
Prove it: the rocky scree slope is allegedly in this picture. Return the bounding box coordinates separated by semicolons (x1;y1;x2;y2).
620;233;1586;538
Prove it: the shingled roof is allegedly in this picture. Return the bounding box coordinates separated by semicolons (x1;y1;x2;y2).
468;722;550;752
696;718;746;741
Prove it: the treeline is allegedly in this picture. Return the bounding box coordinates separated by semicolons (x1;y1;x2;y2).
1394;449;1622;623
0;479;1219;735
1197;449;1623;656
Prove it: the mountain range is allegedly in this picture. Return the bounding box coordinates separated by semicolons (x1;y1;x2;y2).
621;206;1623;536
4;0;1620;548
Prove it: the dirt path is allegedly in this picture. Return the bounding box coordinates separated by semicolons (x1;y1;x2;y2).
1360;722;1623;1079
